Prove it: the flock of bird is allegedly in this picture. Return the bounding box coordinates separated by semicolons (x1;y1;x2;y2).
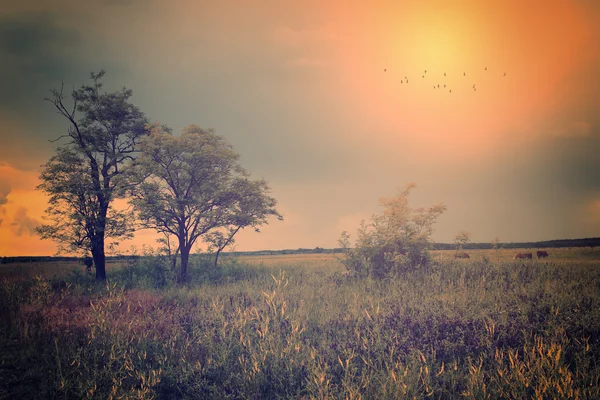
383;67;507;93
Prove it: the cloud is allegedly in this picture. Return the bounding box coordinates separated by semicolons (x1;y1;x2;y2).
10;206;40;236
0;112;55;171
0;11;92;171
0;163;40;191
0;180;10;227
0;180;10;206
0;12;83;109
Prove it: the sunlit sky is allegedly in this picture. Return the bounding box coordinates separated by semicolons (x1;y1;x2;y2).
1;0;599;256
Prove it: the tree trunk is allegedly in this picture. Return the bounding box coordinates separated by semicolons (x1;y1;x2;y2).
179;245;191;284
213;250;221;269
213;226;241;269
91;235;106;281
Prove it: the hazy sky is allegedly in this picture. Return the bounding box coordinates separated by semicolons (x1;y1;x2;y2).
1;0;599;255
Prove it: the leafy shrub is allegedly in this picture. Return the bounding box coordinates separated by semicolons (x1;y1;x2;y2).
339;183;446;278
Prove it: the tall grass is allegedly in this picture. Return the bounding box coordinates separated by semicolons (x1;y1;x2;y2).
1;253;599;398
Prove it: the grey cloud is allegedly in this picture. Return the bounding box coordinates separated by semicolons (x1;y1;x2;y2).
0;11;101;169
0;11;89;117
0;12;80;76
10;207;40;236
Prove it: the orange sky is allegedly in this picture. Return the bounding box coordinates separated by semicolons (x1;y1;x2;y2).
1;0;599;256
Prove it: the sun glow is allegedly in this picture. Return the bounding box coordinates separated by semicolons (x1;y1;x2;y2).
327;1;593;164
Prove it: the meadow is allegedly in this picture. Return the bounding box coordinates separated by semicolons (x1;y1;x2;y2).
1;248;599;399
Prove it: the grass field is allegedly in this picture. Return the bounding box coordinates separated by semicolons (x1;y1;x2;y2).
1;248;599;398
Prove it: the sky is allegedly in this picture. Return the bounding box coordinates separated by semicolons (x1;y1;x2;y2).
1;0;599;256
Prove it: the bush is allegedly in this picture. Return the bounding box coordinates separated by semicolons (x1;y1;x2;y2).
339;183;446;278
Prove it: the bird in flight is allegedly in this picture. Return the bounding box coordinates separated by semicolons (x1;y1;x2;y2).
444;72;446;76
504;72;506;76
463;72;466;76
485;67;487;71
425;70;427;74
449;90;452;93
384;69;387;72
401;80;403;83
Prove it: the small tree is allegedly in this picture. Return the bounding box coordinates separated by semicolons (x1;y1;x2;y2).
339;183;446;278
130;124;280;283
156;232;179;271
491;236;501;261
204;177;280;268
454;231;471;254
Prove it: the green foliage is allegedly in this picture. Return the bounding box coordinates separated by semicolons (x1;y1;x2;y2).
37;71;149;280
130;124;281;283
340;183;446;278
37;147;133;255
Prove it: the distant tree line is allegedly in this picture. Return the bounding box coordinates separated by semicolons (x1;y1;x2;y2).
3;237;598;265
432;237;600;250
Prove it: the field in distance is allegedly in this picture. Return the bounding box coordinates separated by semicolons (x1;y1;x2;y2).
240;246;600;267
2;247;599;280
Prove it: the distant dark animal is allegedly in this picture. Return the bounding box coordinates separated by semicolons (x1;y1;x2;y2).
82;256;94;274
513;252;532;260
455;252;470;259
536;250;549;259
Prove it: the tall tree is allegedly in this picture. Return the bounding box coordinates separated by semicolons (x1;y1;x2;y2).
130;124;281;284
37;71;149;280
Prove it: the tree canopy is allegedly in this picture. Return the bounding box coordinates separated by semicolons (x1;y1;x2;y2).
130;124;281;283
37;71;149;280
340;183;446;278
